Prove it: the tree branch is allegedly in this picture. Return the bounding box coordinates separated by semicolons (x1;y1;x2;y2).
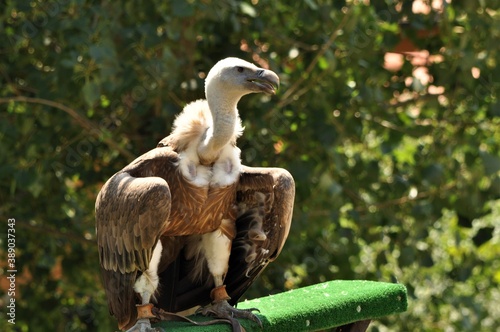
355;181;457;213
14;220;94;246
0;96;135;161
278;8;353;107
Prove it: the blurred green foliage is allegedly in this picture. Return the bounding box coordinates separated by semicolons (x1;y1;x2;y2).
1;1;499;331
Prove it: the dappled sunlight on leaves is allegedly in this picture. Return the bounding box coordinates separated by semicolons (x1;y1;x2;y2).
1;0;499;331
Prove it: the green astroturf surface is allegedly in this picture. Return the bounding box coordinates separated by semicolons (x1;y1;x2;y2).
154;280;408;331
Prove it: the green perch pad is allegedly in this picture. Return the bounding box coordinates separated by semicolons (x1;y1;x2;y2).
154;280;408;331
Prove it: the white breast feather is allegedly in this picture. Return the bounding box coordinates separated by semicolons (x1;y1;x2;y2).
211;145;241;187
178;147;212;187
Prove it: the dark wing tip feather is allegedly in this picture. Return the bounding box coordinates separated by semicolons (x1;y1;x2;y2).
100;269;137;330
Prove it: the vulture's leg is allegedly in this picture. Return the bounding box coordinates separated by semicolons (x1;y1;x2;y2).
126;241;163;332
197;226;262;327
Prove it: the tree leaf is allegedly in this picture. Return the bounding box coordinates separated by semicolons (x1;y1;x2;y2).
82;81;100;106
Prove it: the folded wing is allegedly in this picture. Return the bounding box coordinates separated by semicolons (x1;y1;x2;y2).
96;149;177;330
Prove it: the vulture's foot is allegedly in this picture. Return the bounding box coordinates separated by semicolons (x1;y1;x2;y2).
125;318;159;332
198;299;262;325
196;285;262;331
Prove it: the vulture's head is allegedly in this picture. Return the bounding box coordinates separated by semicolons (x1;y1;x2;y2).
205;57;280;100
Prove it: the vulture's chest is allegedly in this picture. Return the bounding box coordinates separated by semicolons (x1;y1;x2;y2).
162;145;241;236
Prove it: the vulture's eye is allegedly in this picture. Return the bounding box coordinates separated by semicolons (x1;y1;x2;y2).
236;66;244;73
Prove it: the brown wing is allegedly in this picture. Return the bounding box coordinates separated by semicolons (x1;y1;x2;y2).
225;166;295;304
96;147;179;330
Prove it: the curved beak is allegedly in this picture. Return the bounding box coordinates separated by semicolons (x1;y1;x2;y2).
248;69;280;95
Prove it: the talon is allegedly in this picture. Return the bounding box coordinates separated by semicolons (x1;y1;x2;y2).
243;307;260;314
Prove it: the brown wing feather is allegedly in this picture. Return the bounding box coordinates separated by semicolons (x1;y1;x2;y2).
96;147;178;330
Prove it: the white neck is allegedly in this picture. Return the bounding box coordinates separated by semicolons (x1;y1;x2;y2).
197;86;242;163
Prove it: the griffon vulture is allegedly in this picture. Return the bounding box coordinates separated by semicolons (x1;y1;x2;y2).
96;57;295;331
